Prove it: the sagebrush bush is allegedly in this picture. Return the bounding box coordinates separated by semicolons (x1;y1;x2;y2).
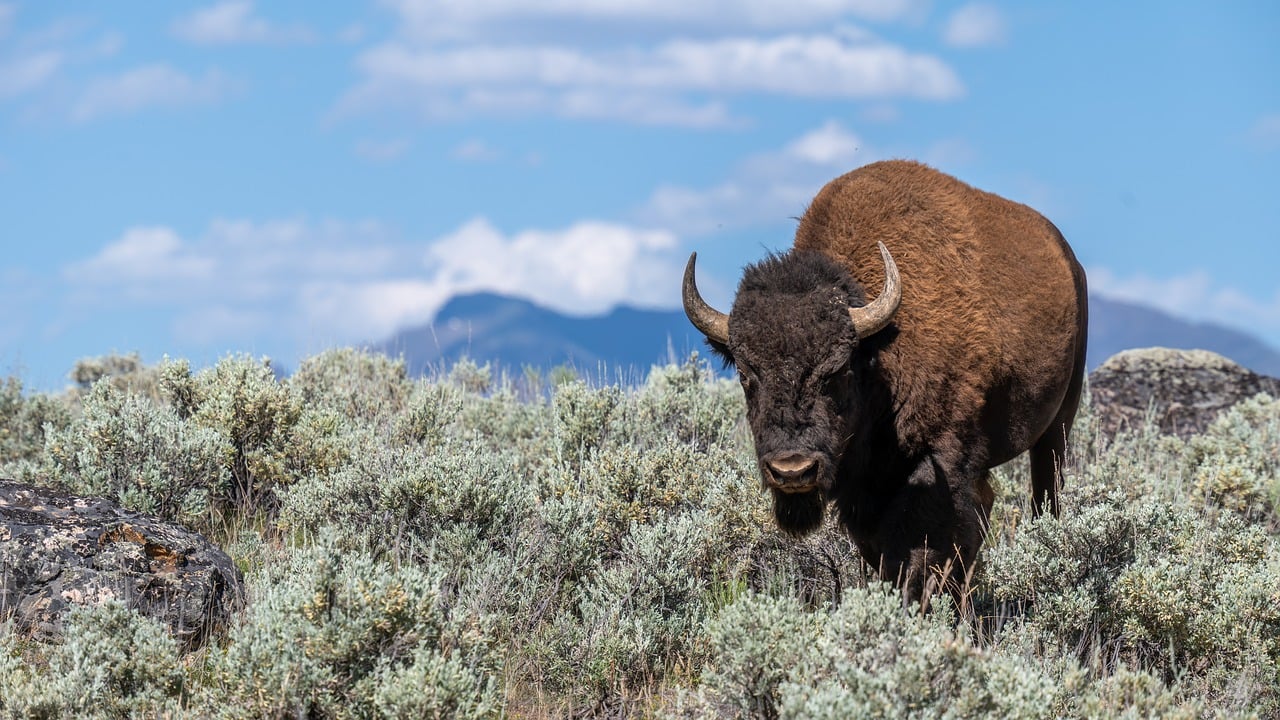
40;378;232;529
1182;394;1280;525
3;353;1278;718
0;602;185;719
0;376;72;464
194;538;501;719
983;479;1280;715
686;583;1215;720
289;349;412;426
68;352;169;402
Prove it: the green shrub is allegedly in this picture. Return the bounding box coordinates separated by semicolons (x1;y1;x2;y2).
68;352;168;403
41;378;231;529
1181;394;1280;524
196;540;501;719
623;355;747;451
983;481;1280;715
0;377;72;464
552;379;622;470
693;586;1074;720
289;349;412;425
0;602;185;719
394;380;466;447
8;352;1279;718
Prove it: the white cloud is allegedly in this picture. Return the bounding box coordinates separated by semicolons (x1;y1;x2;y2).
64;227;216;296
636;121;979;235
72;64;231;121
426;218;680;316
787;119;865;165
172;1;313;45
1248;113;1280;152
943;3;1008;48
0;50;60;98
355;137;412;162
637;120;874;234
452;138;500;162
384;0;930;40
1090;266;1280;342
341;31;962;125
61;216;682;348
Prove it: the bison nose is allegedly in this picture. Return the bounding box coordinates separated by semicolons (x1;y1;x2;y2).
764;453;819;491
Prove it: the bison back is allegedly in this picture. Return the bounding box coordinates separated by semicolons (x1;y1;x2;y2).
795;160;1087;466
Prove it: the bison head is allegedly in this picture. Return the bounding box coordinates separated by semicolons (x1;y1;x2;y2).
683;243;901;535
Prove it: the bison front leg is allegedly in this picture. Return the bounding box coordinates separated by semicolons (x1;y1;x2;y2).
871;457;985;609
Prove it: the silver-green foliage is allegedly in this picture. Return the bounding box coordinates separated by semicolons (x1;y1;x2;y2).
980;396;1280;717
196;540;500;719
0;602;184;719
4;354;1280;717
0;377;72;465
41;378;231;526
690;585;1208;720
276;356;768;707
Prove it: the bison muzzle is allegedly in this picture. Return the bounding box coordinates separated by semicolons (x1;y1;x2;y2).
683;160;1089;605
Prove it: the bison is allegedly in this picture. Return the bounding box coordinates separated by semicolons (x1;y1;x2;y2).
683;160;1088;604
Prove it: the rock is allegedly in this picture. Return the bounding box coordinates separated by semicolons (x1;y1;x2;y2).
1088;348;1280;440
0;479;245;649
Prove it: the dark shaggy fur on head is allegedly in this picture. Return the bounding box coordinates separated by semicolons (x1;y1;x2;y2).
711;249;884;536
706;250;869;368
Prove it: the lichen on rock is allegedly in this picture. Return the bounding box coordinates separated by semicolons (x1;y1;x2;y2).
0;479;244;649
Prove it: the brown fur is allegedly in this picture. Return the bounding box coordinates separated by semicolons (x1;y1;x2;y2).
701;160;1088;604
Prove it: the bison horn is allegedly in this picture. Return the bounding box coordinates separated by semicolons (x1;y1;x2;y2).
847;242;902;339
682;252;730;346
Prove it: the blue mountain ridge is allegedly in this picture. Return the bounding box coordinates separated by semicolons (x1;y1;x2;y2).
377;292;1280;379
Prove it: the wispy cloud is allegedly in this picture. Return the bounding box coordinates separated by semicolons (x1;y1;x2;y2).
0;3;14;38
636;120;980;236
636;120;875;235
354;137;412;162
452;138;500;162
1248;113;1280;152
1090;266;1280;343
342;31;961;126
942;3;1008;48
172;0;313;45
61;216;682;348
384;0;931;40
65;227;216;295
0;49;60;99
72;64;231;121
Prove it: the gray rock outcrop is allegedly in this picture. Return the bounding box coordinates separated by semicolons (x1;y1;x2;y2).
1088;347;1280;440
0;479;244;649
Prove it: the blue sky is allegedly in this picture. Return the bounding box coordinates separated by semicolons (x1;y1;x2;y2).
1;1;1277;390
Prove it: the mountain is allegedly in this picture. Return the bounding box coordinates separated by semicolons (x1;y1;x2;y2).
1087;296;1280;376
378;293;709;380
377;292;1280;379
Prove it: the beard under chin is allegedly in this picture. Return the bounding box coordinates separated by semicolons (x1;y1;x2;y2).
771;487;825;536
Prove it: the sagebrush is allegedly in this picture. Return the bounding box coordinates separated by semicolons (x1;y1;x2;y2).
1;349;1278;718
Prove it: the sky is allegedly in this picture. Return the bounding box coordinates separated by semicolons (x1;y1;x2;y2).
1;1;1278;390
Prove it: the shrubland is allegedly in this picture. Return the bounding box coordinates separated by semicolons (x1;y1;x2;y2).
1;349;1278;718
